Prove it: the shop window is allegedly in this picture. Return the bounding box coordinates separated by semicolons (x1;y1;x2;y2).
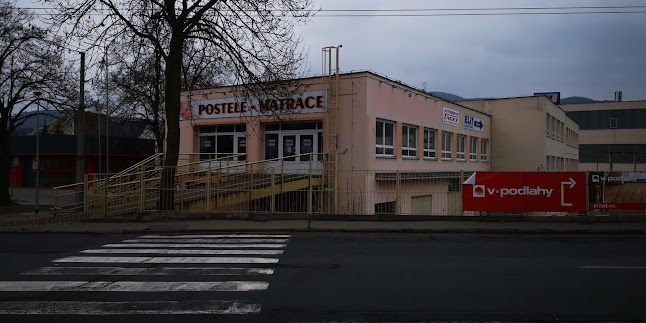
376;119;395;157
375;201;396;214
198;125;246;160
423;128;436;159
265;134;279;159
456;135;466;161
237;137;246;161
441;131;453;160
283;136;296;161
481;139;489;162
402;124;417;157
470;137;478;161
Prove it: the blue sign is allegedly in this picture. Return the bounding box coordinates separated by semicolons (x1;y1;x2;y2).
464;114;484;132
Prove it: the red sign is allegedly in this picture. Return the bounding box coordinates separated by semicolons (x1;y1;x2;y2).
463;172;587;212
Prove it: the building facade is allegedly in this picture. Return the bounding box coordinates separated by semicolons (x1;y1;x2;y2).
561;100;646;171
459;96;580;172
179;71;492;215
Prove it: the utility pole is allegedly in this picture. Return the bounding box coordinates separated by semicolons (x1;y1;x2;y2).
75;52;85;205
33;91;41;214
105;45;110;175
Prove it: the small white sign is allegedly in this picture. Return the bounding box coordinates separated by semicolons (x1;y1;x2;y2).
443;107;460;127
464;114;484;132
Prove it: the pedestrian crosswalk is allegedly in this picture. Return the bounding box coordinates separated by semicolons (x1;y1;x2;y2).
0;233;290;315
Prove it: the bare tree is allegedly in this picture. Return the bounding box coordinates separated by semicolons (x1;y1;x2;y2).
46;0;314;209
0;1;76;205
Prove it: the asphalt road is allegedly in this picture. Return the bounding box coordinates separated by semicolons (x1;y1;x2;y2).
0;233;645;322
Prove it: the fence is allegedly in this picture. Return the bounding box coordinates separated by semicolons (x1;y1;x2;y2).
53;162;646;218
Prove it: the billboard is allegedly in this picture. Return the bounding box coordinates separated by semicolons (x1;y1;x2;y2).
589;172;646;210
463;172;587;212
442;107;460;127
534;92;561;104
464;114;484;132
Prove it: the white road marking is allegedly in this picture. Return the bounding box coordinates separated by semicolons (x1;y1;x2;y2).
52;256;279;264
580;266;646;269
0;300;261;315
23;266;275;276
0;281;269;292
123;238;288;243
103;243;287;248
140;234;291;238
81;249;284;255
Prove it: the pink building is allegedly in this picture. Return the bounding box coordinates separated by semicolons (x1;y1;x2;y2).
179;71;492;215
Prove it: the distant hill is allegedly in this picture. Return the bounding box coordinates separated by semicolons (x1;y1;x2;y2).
11;110;62;136
430;91;608;105
429;91;465;102
559;96;604;104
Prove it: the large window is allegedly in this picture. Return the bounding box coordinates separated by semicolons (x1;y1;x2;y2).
199;125;246;160
376;119;395;157
423;128;437;159
441;131;453;160
481;139;489;162
264;122;322;161
470;137;478;161
402;124;417;157
457;135;466;161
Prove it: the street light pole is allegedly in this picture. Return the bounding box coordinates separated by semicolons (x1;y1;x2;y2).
34;91;41;214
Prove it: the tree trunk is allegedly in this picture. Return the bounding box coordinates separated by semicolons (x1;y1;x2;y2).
158;33;183;210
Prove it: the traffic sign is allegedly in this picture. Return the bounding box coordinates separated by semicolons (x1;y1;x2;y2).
31;158;39;173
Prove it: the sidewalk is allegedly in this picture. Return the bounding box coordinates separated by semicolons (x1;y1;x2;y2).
3;216;646;234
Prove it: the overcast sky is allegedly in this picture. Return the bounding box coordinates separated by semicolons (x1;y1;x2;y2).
296;0;646;101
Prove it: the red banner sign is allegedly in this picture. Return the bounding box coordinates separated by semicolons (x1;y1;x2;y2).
463;172;587;212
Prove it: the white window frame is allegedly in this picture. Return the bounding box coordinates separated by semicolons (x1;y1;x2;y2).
376;119;395;157
423;128;437;159
402;124;418;158
546;114;551;137
481;139;489;162
470;137;478;161
457;134;466;161
441;131;453;160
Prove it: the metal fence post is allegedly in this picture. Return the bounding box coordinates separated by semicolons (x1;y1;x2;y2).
139;164;145;213
248;165;253;210
206;167;212;211
308;156;313;214
103;177;108;218
270;169;276;213
396;170;401;215
83;174;88;218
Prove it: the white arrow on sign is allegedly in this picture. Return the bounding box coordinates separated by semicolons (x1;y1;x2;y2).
560;177;576;206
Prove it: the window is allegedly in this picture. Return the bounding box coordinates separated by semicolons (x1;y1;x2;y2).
375;201;396;214
610;117;618;129
376;119;395;156
560;122;565;142
545;156;550;170
199;125;246;160
551;117;556;138
457;135;466;161
402;124;417;157
481;139;489;162
441;131;453;160
551;156;555;170
561;157;565;171
423;128;436;159
546;114;551;136
470;137;478;161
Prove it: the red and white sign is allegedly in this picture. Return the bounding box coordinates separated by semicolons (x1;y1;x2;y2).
463;172;587;212
31;158;39;173
442;107;459;127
